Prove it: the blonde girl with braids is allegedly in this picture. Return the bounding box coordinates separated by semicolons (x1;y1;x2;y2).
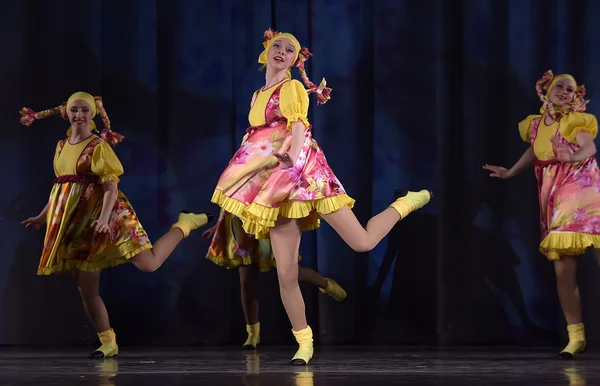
484;71;599;360
211;30;433;365
20;92;213;358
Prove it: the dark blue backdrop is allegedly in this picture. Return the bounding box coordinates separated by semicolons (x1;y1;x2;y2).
1;0;600;348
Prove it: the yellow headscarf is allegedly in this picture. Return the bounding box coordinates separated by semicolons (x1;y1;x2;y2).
66;91;98;136
19;91;125;146
258;32;302;79
546;74;577;98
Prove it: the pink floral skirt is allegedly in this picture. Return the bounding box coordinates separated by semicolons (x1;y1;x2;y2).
212;122;354;239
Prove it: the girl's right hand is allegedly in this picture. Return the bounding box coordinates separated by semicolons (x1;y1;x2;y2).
21;215;46;230
483;164;513;179
202;225;217;241
273;152;294;168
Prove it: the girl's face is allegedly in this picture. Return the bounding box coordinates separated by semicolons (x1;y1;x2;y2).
548;78;576;107
67;100;94;131
268;38;297;71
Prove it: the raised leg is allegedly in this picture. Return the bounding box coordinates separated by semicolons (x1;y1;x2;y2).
130;212;213;272
320;190;432;252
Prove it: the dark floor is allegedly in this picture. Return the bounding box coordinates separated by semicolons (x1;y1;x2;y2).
0;346;597;385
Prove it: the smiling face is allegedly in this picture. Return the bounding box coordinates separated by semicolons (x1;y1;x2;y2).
67;99;94;131
548;78;576;107
267;38;297;71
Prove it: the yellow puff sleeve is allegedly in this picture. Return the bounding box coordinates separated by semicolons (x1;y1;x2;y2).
91;141;124;184
560;112;598;144
518;115;540;143
280;79;310;130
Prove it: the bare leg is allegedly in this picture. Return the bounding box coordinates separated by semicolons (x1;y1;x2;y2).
78;270;110;333
270;217;314;365
300;266;347;301
321;206;400;252
240;263;261;349
78;270;118;358
554;255;586;359
130;228;184;272
270;218;306;330
595;249;600;265
298;266;327;288
129;212;212;272
240;263;260;325
319;190;431;252
554;256;582;325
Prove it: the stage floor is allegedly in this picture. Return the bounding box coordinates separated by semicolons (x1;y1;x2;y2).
0;346;597;385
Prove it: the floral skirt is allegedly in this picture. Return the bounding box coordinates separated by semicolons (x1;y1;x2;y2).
535;157;600;260
39;180;151;275
205;210;302;272
212;122;354;239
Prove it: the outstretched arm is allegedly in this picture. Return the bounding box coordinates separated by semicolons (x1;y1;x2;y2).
483;147;535;179
38;202;50;218
508;147;536;177
21;201;50;229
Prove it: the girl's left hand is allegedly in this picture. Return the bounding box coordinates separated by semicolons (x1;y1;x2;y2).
551;137;574;162
91;218;111;235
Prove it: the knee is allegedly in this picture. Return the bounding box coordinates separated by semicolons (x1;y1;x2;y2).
277;265;299;290
350;238;376;253
139;264;158;273
132;260;159;273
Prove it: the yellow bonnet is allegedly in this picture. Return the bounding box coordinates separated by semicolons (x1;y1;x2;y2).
258;31;302;79
66;91;98;136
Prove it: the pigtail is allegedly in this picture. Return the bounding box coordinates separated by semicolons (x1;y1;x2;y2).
294;47;331;105
19;104;67;127
94;97;124;147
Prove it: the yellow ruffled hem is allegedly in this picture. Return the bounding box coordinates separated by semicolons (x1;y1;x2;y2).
539;231;600;261
37;243;152;276
285;116;310;130
211;189;355;239
205;253;276;272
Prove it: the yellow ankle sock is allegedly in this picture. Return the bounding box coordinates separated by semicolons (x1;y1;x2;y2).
389;190;431;219
290;325;313;365
90;329;119;359
243;322;260;349
319;278;347;302
171;212;209;238
559;323;586;359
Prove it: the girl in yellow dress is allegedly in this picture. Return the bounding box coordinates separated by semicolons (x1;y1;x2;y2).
484;71;600;359
211;29;433;365
19;91;213;358
203;209;347;349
